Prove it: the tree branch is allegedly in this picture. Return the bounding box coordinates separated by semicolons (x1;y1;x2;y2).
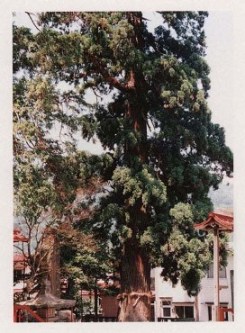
25;12;41;31
81;53;135;93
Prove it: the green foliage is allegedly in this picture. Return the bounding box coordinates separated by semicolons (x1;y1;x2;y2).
170;202;193;225
160;205;212;293
112;166;166;207
14;11;233;299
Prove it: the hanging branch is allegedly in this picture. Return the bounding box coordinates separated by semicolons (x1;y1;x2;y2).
25;12;41;31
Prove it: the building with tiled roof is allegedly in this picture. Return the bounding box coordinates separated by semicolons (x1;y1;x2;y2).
151;209;234;322
195;211;233;232
14;228;29;243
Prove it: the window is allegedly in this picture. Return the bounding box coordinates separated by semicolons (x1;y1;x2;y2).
208;306;212;321
14;269;25;283
207;263;226;278
163;307;171;317
175;306;194;319
219;266;227;278
161;298;172;318
162;299;171;306
150;277;155;291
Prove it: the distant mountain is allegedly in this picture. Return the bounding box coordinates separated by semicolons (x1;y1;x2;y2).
208;177;233;210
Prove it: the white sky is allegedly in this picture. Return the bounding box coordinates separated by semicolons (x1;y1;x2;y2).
205;11;234;150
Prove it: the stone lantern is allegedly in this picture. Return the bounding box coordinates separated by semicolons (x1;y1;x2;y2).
18;279;76;322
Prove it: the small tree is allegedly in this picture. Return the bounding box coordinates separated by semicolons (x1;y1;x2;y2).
14;165;59;294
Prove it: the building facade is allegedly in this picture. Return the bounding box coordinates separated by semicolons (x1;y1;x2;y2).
151;235;234;322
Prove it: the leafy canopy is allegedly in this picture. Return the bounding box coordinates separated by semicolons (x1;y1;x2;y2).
13;11;233;295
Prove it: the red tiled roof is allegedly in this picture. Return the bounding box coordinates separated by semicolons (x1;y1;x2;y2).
195;211;233;232
13;228;28;242
14;253;27;262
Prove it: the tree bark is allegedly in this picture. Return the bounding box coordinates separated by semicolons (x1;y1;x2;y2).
117;85;152;321
118;241;151;321
117;65;151;320
118;12;152;321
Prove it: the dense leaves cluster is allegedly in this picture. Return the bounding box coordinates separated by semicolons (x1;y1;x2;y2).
13;11;232;306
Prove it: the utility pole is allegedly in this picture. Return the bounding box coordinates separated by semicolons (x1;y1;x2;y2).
94;285;98;320
212;227;220;321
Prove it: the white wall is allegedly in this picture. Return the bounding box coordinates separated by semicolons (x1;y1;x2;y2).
152;250;234;321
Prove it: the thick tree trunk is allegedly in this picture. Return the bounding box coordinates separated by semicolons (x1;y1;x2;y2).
118;12;152;321
118;292;151;322
118;241;152;321
118;72;150;320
